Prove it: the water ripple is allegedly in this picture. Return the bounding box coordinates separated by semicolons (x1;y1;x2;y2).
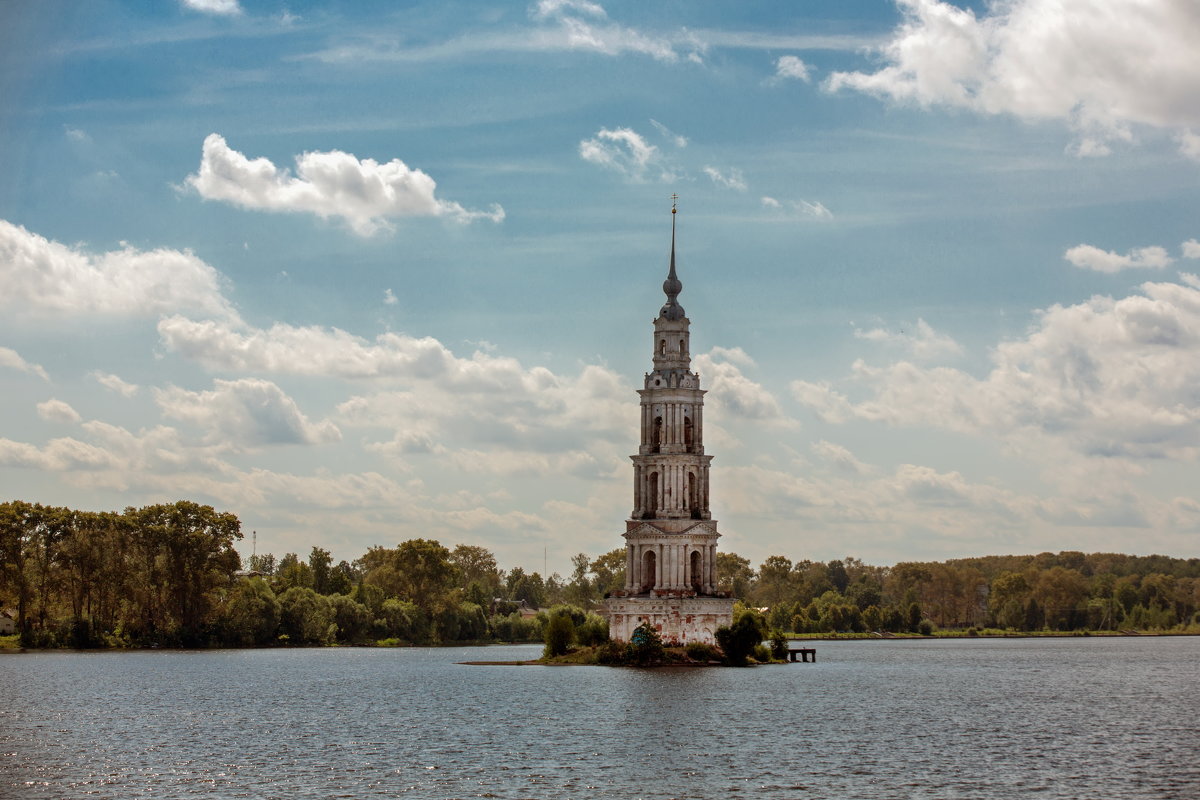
1;639;1198;798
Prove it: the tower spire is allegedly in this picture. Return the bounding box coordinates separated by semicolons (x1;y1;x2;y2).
661;195;685;320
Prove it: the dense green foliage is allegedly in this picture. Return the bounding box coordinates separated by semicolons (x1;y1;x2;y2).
727;553;1200;634
3;498;1197;649
715;608;769;666
543;608;575;657
626;621;665;665
1;500;241;647
0;500;610;648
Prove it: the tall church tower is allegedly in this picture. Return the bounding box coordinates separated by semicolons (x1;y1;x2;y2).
603;202;734;645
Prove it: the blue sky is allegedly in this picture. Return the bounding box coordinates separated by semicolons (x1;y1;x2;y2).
2;0;1199;574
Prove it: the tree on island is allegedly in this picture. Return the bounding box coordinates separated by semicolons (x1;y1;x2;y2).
715;608;768;667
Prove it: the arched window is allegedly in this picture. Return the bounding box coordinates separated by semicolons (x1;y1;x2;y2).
642;549;657;593
679;338;685;356
690;550;702;592
645;471;659;519
659;339;666;355
652;416;663;452
684;415;693;452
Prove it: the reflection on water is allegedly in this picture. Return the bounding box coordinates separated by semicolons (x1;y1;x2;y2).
2;638;1197;799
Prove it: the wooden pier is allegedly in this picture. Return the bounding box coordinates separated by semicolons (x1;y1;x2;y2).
787;647;816;663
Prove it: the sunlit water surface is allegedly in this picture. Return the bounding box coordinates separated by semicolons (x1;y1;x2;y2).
2;637;1197;799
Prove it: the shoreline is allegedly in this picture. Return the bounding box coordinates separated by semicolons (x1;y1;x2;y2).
4;630;1197;655
787;630;1198;641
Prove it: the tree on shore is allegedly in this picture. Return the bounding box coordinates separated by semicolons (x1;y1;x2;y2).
4;497;1199;649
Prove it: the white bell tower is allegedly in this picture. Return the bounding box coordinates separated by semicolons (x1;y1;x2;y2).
603;200;734;645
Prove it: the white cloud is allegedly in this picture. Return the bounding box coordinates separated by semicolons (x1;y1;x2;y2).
1179;130;1200;161
761;197;832;220
383;288;398;306
0;346;48;380
159;316;520;381
811;440;871;475
706;345;756;368
37;399;82;424
339;362;632;454
309;1;707;66
0;436;117;472
854;318;963;360
530;0;686;62
703;166;747;191
797;200;833;220
0;219;233;319
444;448;609;480
724;460;1030;524
794;276;1200;461
185;134;504;236
92;371;139;397
1064;243;1173;273
579;127;666;181
650;119;688;148
774;55;811;82
827;0;1200;155
157;312;636;471
1182;239;1200;260
155;378;341;447
533;0;607;21
694;348;791;424
181;0;242;15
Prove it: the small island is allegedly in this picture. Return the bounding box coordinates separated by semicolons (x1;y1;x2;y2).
463;606;793;668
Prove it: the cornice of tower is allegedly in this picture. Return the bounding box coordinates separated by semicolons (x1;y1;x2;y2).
623;520;720;539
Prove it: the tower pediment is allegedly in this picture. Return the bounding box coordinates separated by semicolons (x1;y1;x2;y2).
624;520;718;540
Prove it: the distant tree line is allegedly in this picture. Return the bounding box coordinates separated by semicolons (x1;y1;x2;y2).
3;499;1198;648
720;552;1200;635
0;500;609;648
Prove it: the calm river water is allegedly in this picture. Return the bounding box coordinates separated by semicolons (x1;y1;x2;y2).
2;637;1197;799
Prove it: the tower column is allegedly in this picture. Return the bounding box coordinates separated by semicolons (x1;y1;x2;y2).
656;543;664;590
670;544;678;589
669;543;677;590
625;544;634;591
708;544;717;593
667;543;676;590
674;465;682;514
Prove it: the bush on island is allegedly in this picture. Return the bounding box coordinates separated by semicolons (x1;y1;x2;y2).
715;608;768;667
575;613;610;647
595;639;628;665
628;621;664;666
769;630;788;661
685;642;720;663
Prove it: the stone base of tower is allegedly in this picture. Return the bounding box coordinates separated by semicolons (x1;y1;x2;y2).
603;595;733;646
